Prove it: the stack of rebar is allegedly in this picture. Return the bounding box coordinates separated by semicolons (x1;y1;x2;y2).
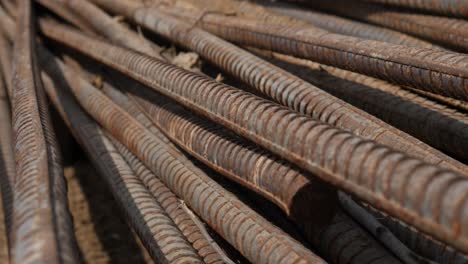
0;0;467;263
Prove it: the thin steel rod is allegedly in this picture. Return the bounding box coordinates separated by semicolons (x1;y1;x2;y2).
10;2;78;263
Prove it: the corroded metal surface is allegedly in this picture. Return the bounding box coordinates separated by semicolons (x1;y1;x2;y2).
90;0;468;174
363;0;468;17
110;137;233;264
301;0;468;51
96;78;231;264
39;20;468;253
111;76;337;227
9;2;78;263
0;64;12;264
62;0;164;59
39;33;327;263
39;51;204;264
363;203;468;264
119;79;404;264
36;0;97;36
254;50;468;160
154;5;468;101
262;1;442;49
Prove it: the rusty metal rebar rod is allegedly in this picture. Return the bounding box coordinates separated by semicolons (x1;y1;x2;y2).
403;87;468;113
362;0;468;18
40;31;327;264
106;74;337;229
110;78;405;264
87;73;233;264
109;136;234;264
86;0;468;174
260;1;442;49
299;0;468;52
39;20;468;253
338;193;435;264
39;52;205;264
35;0;97;36
61;0;165;60
252;50;468;160
0;65;11;264
154;5;468;100
9;2;78;263
362;203;468;263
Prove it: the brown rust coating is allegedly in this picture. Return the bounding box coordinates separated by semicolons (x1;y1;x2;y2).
10;2;78;264
39;32;326;264
95;78;232;264
261;1;442;49
363;204;468;264
254;50;468;160
109;137;233;264
362;0;468;18
299;0;468;51
39;52;204;264
109;76;337;225
90;0;468;175
119;82;403;264
39;20;468;254
156;5;468;101
35;0;97;36
0;65;12;264
61;0;165;60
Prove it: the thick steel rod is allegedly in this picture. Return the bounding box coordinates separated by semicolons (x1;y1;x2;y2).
362;0;468;18
39;20;468;253
261;1;442;49
252;50;468;161
299;0;468;52
9;2;78;263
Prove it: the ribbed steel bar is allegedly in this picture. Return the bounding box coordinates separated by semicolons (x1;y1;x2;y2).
0;65;11;264
362;204;468;264
155;5;468;101
169;0;306;26
0;34;13;236
362;0;468;18
92;75;232;264
40;29;327;264
106;76;337;227
109;137;234;264
39;51;204;264
116;80;404;264
35;0;97;36
403;87;468;113
299;0;468;51
261;1;441;49
338;193;434;264
39;20;468;253
252;50;468;160
60;0;165;60
88;0;468;174
10;2;78;263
